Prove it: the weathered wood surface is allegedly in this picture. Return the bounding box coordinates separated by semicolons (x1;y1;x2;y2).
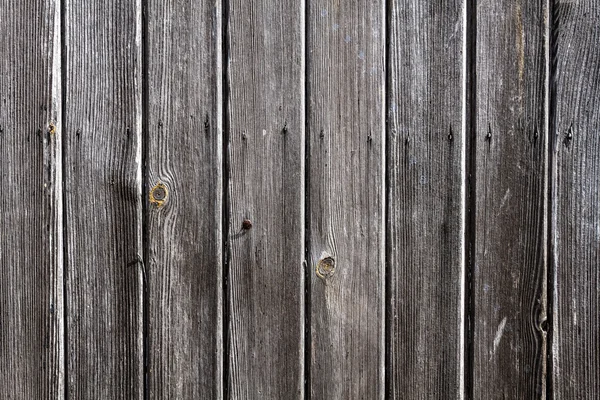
387;1;465;397
472;1;548;397
551;2;600;397
64;0;144;398
0;0;63;398
226;0;305;398
145;0;222;398
307;1;385;398
3;0;600;398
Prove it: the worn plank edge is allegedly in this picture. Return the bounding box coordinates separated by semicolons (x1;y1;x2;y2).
221;0;231;395
464;0;477;397
300;0;307;396
141;0;149;395
383;0;391;396
216;0;225;397
214;0;225;397
53;0;65;395
135;1;145;396
547;0;557;397
542;1;552;398
459;0;468;398
303;1;311;398
380;0;387;396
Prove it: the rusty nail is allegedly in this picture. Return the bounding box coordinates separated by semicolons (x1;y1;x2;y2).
242;219;252;230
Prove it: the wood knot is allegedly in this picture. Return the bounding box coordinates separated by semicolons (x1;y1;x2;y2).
149;183;168;207
316;257;335;280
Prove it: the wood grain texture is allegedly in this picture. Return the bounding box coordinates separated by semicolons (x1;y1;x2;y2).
145;0;222;398
64;0;143;398
307;1;385;398
387;1;465;397
551;2;600;398
226;0;305;398
472;1;548;397
0;0;64;398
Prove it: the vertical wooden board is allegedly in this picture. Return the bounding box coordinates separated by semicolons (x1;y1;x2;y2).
226;0;305;398
0;0;63;398
307;1;385;398
552;2;600;397
64;0;143;398
472;0;548;397
387;1;465;397
145;0;222;398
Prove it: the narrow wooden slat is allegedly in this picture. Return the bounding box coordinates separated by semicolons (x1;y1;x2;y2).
145;0;222;397
64;0;143;397
551;2;600;397
0;0;63;398
226;0;305;397
307;1;385;398
472;1;548;397
387;1;465;397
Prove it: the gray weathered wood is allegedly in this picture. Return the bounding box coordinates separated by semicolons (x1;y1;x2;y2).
64;0;144;397
0;0;64;398
472;1;548;397
226;0;305;398
145;0;222;397
551;2;600;397
387;1;465;397
4;1;600;397
307;1;385;398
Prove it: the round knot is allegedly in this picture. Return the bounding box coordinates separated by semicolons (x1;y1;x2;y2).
150;183;168;207
316;257;335;279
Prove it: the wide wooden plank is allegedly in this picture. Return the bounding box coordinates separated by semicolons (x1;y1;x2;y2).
0;0;63;398
387;1;465;397
145;0;222;398
472;1;548;397
551;2;600;397
226;0;305;398
64;0;143;397
307;1;385;398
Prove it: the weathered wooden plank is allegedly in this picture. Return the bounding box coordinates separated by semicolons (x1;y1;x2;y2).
0;0;63;398
64;0;143;398
307;2;385;398
145;0;222;398
387;1;465;397
472;1;548;397
551;2;600;397
226;0;305;398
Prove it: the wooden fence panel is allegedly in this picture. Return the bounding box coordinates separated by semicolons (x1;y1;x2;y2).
64;0;144;398
145;0;222;398
387;1;466;397
226;0;305;398
472;1;548;397
0;0;63;397
307;1;385;398
552;2;600;397
2;1;600;398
